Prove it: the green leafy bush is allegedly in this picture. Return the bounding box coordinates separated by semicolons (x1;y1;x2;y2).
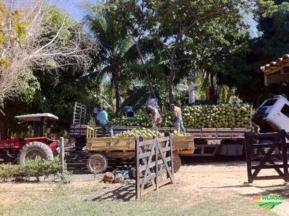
0;157;61;182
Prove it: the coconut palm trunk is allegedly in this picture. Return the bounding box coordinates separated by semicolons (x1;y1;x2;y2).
111;56;121;115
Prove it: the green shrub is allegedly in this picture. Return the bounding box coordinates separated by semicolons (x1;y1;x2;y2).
0;164;18;181
0;157;61;182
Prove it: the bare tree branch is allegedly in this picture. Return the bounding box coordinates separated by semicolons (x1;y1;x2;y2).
0;0;91;102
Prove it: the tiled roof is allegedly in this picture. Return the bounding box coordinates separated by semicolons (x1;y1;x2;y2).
260;54;289;74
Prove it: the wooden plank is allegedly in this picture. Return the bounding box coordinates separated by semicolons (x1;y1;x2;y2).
140;141;156;193
135;135;174;199
155;142;158;191
138;140;155;147
251;144;277;179
105;151;134;158
156;137;170;143
245;133;253;183
257;148;284;176
280;130;289;181
175;150;195;155
136;138;140;200
244;131;289;183
138;151;153;159
60;137;65;175
253;176;286;180
142;173;157;185
169;134;175;175
140;177;172;196
156;178;171;188
251;165;285;169
157;141;174;183
139;158;172;172
139;184;157;196
159;146;171;153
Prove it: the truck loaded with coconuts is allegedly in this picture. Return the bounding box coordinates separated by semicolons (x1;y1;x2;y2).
68;103;195;173
0;113;59;165
70;96;289;173
68;102;255;173
109;104;253;157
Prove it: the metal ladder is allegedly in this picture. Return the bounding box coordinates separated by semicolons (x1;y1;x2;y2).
72;102;87;125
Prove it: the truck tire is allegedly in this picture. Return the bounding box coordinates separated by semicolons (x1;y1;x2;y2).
87;153;108;174
172;153;182;173
18;142;54;165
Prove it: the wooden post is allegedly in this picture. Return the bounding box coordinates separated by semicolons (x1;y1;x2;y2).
135;137;140;200
169;134;174;176
60;137;65;175
281;130;289;182
155;138;159;191
245;133;253;183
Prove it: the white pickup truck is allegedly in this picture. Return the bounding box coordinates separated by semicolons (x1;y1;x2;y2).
252;95;289;133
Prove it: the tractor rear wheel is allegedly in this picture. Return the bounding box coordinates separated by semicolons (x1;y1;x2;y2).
87;153;108;174
18;142;54;165
172;153;182;173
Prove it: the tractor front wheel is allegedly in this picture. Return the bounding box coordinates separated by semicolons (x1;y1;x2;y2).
87;153;108;174
18;142;54;165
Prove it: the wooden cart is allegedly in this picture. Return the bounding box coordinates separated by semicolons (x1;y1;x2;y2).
85;126;195;173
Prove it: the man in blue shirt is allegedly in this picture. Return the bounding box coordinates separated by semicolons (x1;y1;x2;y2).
97;107;109;136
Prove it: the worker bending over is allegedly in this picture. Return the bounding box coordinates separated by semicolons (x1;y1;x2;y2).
147;105;162;128
170;103;185;132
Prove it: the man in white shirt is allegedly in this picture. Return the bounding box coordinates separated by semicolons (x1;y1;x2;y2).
188;81;197;105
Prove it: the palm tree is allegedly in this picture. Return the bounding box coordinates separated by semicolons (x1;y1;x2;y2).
86;11;132;115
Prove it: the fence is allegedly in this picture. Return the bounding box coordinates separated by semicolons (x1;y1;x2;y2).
245;130;289;183
135;136;175;199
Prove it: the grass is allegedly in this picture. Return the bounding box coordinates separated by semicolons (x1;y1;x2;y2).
0;183;278;216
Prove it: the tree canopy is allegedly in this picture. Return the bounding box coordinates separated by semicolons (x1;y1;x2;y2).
3;0;289;135
219;0;289;104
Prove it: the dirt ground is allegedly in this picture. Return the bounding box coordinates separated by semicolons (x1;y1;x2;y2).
0;158;289;215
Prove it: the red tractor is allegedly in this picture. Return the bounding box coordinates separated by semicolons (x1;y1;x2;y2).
0;113;59;165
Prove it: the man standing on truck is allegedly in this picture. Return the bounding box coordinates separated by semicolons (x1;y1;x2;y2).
170;103;185;132
188;81;197;105
97;107;109;136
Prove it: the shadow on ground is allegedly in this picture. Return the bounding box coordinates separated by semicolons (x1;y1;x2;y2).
91;183;135;201
240;184;289;199
181;155;246;166
67;155;247;175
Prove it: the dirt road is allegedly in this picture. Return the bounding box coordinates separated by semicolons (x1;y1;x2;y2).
0;158;288;215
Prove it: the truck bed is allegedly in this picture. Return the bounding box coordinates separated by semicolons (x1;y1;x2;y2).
86;135;194;154
70;125;252;156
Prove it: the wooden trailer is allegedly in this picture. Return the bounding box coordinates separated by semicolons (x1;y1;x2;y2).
84;126;194;173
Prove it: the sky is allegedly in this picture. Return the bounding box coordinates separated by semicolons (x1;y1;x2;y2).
49;0;97;21
50;0;258;37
